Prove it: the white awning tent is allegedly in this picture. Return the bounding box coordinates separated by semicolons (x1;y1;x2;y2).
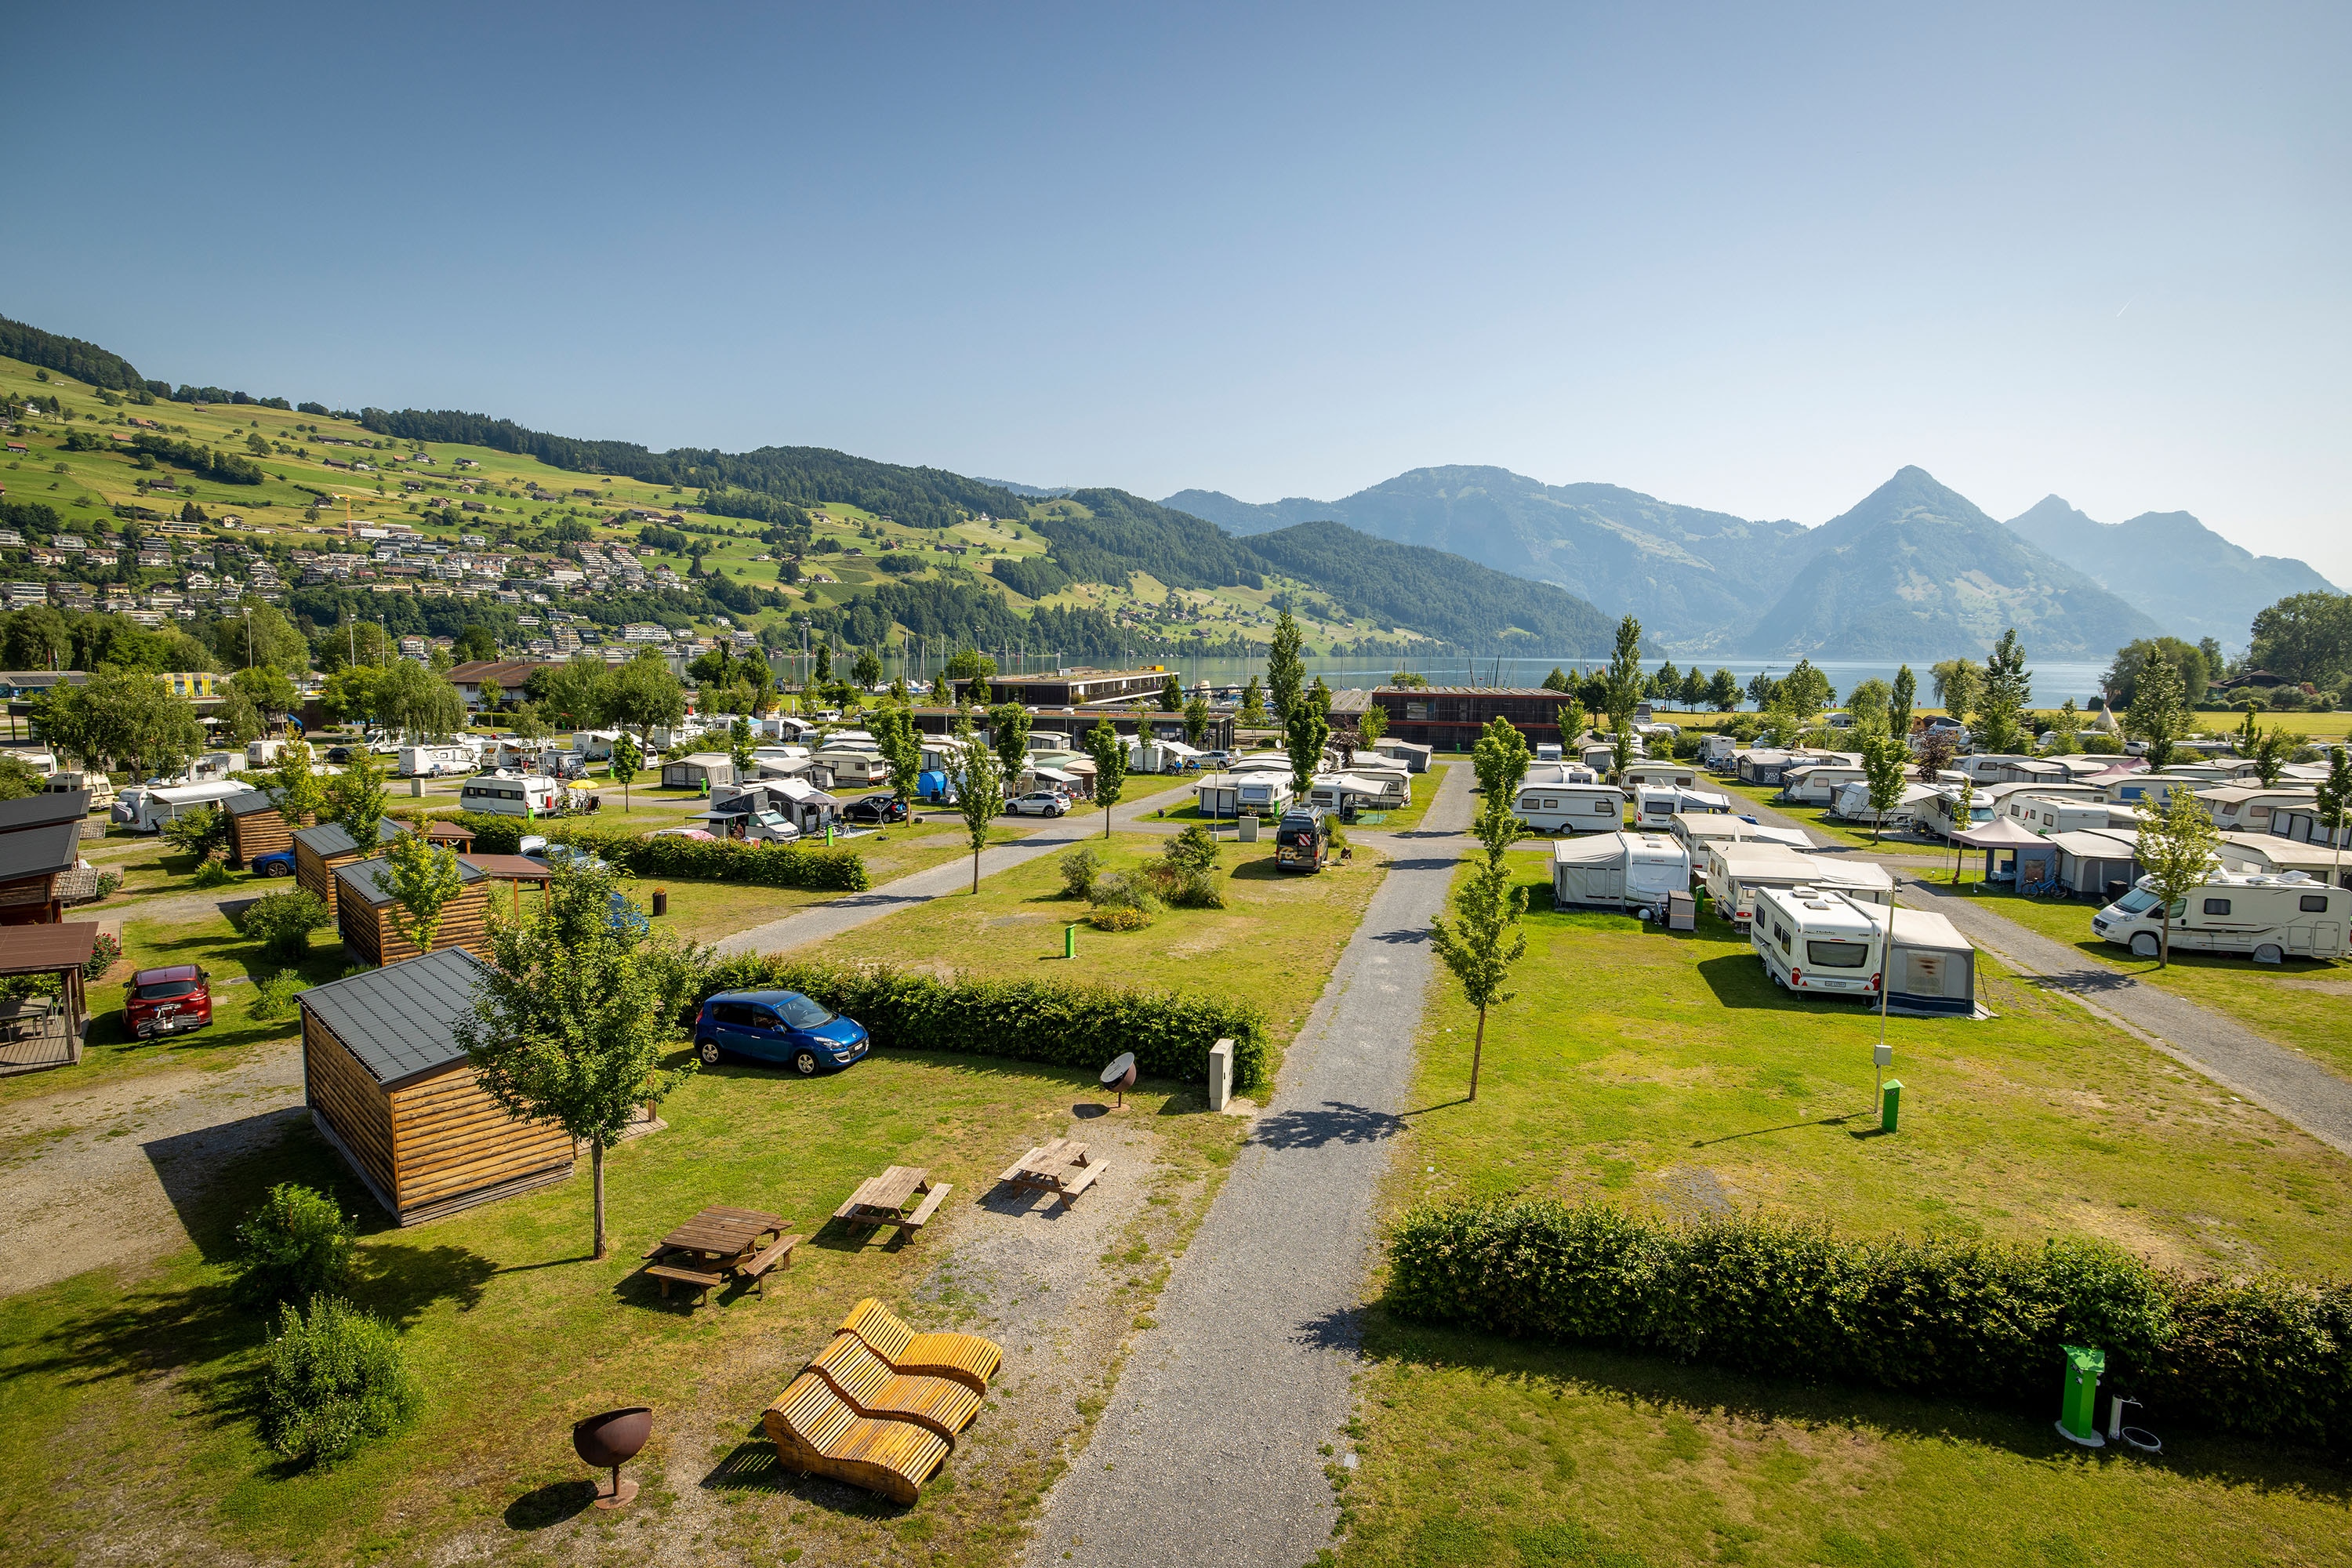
1861;905;1980;1017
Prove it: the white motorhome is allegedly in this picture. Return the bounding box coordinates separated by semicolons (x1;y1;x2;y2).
569;728;624;760
1632;785;1731;828
1128;739;1204;775
1236;773;1294;816
2091;872;2349;963
1374;739;1432;774
1750;886;1885;999
45;769;116;811
1918;786;1998;841
2003;793;2113;836
399;743;474;778
457;771;562;817
1829;779;1938;829
1551;832;1691;913
1534;742;1564;763
1514;782;1625;834
245;737;292;768
111;779;252;833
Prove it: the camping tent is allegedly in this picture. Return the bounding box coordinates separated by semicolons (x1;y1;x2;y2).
1947;815;2056;887
1864;906;1978;1016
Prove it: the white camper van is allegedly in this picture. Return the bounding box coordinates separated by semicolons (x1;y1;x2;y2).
111;779;250;833
457;771;562;817
1551;832;1691;913
2091;873;2349;963
1751;886;1885;999
1514;782;1625;834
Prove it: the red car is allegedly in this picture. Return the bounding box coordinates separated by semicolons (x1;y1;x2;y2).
126;964;212;1039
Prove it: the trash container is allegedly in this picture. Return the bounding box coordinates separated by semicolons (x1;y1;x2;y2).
1238;815;1259;843
2056;1345;2106;1446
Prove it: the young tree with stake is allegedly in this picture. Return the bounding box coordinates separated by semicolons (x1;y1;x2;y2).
989;702;1031;782
1285;688;1330;800
1083;718;1127;838
1860;730;1910;846
2132;787;2221;967
380;833;466;956
2316;746;2351;891
608;732;642;811
1431;717;1532;1102
953;716;1005;894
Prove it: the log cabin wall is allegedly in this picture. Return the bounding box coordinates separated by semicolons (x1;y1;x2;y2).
340;885;492;968
303;1010;397;1207
229;807;309;867
388;1062;572;1215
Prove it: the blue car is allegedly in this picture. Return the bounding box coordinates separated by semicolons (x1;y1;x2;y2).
694;989;869;1076
252;849;296;878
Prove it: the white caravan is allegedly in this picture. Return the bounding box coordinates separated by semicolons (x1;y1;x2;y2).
1514;782;1626;834
456;771;562;817
399;743;475;778
1617;760;1695;793
1750;886;1885;1000
1703;844;1893;929
1551;832;1692;914
111;779;251;833
1633;785;1732;828
2091;872;2349;963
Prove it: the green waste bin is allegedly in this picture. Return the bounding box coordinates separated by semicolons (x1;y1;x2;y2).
1880;1078;1903;1134
2056;1345;2106;1446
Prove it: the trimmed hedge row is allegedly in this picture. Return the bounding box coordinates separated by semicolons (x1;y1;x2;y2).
1387;1197;2352;1447
696;956;1269;1094
396;810;869;892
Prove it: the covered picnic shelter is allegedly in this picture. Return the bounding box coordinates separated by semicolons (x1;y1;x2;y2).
0;921;100;1075
1947;815;2056;887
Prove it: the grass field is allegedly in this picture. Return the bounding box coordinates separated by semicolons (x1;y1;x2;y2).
1334;867;2352;1565
1955;880;2352;1083
1715;778;1946;855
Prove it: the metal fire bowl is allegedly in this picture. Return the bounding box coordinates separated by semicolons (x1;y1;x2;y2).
573;1406;653;1469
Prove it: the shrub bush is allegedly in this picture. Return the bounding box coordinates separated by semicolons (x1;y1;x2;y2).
192;858;233;888
93;870;121;901
243;888;328;961
1058;845;1101;901
84;931;121;981
413;811;869;891
1088;906;1152;931
260;1295;423;1464
232;1182;354;1306
249;970;312;1022
691;956;1269;1092
1088;870;1160;916
1386;1196;2352;1447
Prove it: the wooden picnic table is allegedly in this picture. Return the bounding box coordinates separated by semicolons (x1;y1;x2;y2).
835;1165;953;1232
998;1138;1105;1208
639;1205;803;1307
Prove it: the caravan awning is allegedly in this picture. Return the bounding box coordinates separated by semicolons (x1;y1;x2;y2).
1030;767;1080;785
1947;816;2048;850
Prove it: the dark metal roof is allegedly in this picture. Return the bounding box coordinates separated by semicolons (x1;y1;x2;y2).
292;818;409;858
299;946;489;1086
0;920;100;976
223;787;284;818
0;792;90;833
336;853;490;906
0;820;82;884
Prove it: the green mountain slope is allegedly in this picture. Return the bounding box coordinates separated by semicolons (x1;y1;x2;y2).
2003;495;2339;648
1166;466;1809;646
1247;521;1611;652
1748;468;2163;659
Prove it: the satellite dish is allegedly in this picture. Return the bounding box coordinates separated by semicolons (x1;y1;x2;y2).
573;1406;652;1509
1101;1051;1138;1109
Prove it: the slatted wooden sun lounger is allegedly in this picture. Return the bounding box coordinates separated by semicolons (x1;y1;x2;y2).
807;1333;982;1444
837;1298;1004;1395
999;1137;1105;1207
764;1372;949;1504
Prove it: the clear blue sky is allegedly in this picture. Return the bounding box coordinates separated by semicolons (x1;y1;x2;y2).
6;3;2347;578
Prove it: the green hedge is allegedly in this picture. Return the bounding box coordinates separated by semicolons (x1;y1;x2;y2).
1387;1197;2352;1447
695;956;1269;1094
396;810;869;892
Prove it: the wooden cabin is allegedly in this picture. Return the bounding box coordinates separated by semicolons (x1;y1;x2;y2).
0;820;82;926
334;854;492;968
222;787;310;867
293;818;409;920
299;946;574;1224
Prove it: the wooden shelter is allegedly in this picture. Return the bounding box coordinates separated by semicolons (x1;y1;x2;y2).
293;818;408;920
0;821;82;926
222;786;310;867
462;852;554;920
423;819;477;851
0;921;99;1076
334;854;492;968
299;946;574;1224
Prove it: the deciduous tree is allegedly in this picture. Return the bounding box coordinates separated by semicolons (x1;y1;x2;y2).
2127;655;2190;771
2132;788;2221;967
1266;610;1305;719
380;833;465;956
952;716;1005;894
1083;718;1127;839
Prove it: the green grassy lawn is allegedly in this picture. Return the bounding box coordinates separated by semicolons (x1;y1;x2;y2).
807;832;1392;1077
1954;882;2352;1083
1334;867;2352;1564
0;1047;1252;1568
1714;778;1946;854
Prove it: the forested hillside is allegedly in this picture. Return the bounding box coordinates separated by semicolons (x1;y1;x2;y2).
1247;521;1611;651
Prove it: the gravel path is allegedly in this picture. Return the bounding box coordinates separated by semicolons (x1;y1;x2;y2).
711;780;1193;956
1022;763;1471;1568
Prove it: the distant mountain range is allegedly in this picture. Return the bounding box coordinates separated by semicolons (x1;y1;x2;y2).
1165;465;2339;655
2002;495;2339;648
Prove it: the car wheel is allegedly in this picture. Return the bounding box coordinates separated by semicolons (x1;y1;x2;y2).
792;1048;820;1076
697;1038;722;1065
2130;932;2160;959
267;861;290;877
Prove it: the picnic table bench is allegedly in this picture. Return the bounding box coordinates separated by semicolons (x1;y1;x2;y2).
639;1204;802;1307
998;1138;1104;1208
836;1165;951;1232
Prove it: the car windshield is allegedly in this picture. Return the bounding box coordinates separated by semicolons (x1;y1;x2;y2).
2112;887;2160;913
1805;940;1871;968
136;979;200;1000
777;994;835;1030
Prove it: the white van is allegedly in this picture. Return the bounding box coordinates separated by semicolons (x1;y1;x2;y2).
1551;832;1691;913
2091;873;2349;963
1515;782;1624;834
1633;785;1732;827
1751;886;1884;999
399;743;474;778
111;779;250;833
246;737;290;768
457;771;561;817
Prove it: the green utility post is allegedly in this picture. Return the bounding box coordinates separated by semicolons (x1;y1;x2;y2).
2056;1345;2106;1446
1880;1078;1902;1134
825;822;833;847
1065;923;1078;960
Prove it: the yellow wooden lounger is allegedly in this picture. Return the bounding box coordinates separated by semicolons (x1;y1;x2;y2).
764;1372;949;1505
837;1298;1004;1394
808;1333;982;1444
